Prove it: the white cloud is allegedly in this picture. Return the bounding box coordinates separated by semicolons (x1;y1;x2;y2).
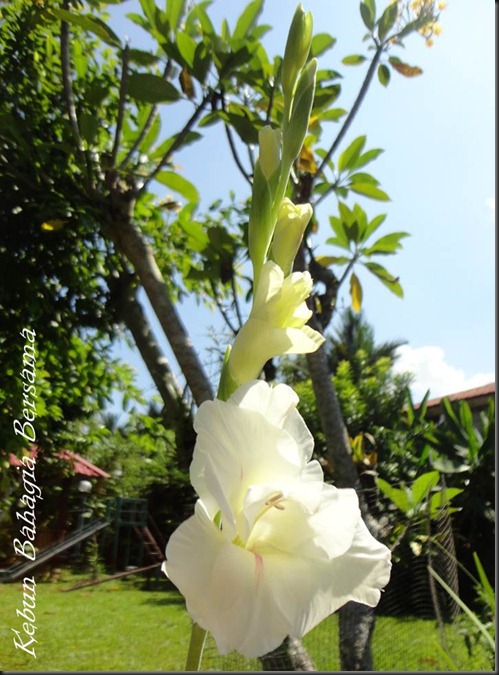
393;345;495;401
485;197;495;212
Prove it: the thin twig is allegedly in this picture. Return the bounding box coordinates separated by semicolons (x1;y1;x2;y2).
224;122;252;186
315;42;385;182
111;43;130;166
138;89;215;196
210;280;238;336
119;61;172;169
60;11;90;185
230;273;244;330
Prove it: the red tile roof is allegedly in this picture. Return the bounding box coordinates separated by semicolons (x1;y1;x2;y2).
9;445;110;478
418;382;495;409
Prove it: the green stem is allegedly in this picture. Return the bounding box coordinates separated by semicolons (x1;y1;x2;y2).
185;622;207;671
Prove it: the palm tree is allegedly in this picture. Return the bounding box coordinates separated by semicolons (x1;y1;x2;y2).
327;308;407;380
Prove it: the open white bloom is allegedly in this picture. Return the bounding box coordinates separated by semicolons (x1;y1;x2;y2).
163;380;391;658
226;261;325;387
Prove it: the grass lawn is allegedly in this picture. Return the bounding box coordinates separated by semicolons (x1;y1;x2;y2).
0;571;493;671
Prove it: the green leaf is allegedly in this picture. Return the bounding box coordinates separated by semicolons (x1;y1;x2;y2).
232;0;264;42
377;1;399;43
360;2;375;31
311;34;336;57
194;2;215;36
378;63;390;87
428;488;463;518
350;147;384;170
316;255;351;266
363;231;409;255
192;41;212;83
350;272;363;313
156;171;199;203
377;477;411;514
349;172;380;185
176;32;197;68
312;84;341;112
350;183;390;201
473;552;495;615
428;569;496;653
338;135;366;172
363;213;387;239
167;0;187;32
149;131;201;159
226;110;261;145
51;8;121;47
128;74;180;103
128;49;160;66
320;108;348;122
139;0;157;27
139;115;161;153
327;216;350;250
79;112;98;145
411;471;440;507
363;261;403;297
342;54;367;66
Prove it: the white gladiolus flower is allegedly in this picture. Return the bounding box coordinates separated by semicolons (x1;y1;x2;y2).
162;380;392;658
226;261;325;387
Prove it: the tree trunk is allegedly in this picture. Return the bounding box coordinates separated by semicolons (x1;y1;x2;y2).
306;331;379;670
111;275;196;469
260;637;316;671
339;603;375;671
102;202;213;406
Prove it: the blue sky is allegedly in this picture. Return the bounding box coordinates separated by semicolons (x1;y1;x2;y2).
106;0;495;415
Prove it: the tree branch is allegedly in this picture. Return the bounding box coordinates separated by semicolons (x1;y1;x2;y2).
138;89;215;196
119;61;172;169
102;198;214;406
210;280;238;336
111;44;130;167
315;42;385;182
224;122;252;186
59;12;90;187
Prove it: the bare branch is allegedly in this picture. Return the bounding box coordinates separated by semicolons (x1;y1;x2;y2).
210;280;238;336
111;43;130;166
315;43;384;182
138;89;214;196
224;122;252;186
59;12;89;183
119;61;172;169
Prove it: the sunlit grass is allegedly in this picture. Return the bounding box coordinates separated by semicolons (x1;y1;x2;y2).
0;572;492;671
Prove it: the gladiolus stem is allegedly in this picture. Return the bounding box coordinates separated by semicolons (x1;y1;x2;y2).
185;622;207;671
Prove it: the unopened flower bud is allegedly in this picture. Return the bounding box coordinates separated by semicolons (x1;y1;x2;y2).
283;58;317;166
281;4;313;99
270;198;313;275
258;126;282;181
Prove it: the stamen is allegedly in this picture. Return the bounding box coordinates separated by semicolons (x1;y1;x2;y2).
265;491;284;507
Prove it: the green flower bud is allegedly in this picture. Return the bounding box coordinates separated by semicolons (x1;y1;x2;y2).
283;58;317;167
248;160;274;287
281;4;313;99
258;126;282;181
270;198;313;276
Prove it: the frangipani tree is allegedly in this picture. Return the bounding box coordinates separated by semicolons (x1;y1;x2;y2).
0;0;444;669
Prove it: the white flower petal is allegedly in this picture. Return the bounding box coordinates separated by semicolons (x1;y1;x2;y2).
191;399;305;515
165;380;392;659
229;381;314;462
163;501;224;628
